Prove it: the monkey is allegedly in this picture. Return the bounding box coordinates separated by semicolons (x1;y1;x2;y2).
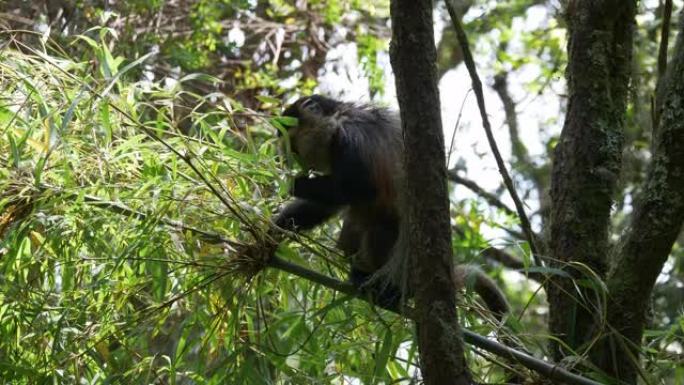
273;94;509;319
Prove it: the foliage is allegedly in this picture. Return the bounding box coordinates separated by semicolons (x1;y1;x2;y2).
0;0;682;384
0;34;398;384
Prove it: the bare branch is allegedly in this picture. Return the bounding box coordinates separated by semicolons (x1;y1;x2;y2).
452;226;543;283
480;247;544;283
445;2;541;267
492;72;530;168
448;169;516;217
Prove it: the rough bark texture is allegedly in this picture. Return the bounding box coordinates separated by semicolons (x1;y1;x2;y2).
389;1;470;384
548;0;636;360
594;13;684;383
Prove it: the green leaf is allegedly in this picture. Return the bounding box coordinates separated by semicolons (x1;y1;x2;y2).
7;132;19;167
101;51;157;97
60;89;84;135
255;95;281;105
372;328;393;382
99;100;112;144
33;155;46;184
270;116;298;132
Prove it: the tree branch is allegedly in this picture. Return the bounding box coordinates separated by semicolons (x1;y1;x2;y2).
480;247;544;283
269;255;602;385
492;72;530;168
445;1;541;268
657;0;673;79
654;0;674;129
451;226;543;283
599;12;684;382
447;169;517;217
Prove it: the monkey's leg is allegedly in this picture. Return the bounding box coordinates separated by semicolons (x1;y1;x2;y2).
273;199;340;231
351;213;401;310
363;213;399;271
337;213;363;257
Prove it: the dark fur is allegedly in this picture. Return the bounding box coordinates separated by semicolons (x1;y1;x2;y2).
276;95;404;309
275;95;509;317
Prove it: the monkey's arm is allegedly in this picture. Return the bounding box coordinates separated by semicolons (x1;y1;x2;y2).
292;135;376;205
273;199;340;231
292;174;375;205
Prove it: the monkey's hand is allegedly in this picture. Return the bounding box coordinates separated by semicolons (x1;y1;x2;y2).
273;198;341;232
292;175;339;204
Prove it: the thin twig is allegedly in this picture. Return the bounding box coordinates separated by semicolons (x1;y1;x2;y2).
492;72;530;168
451;227;543;283
447;169;516;217
24;182;244;246
480;247;544;283
445;1;541;267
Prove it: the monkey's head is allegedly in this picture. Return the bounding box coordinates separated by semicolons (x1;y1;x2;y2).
281;95;341;131
279;95;343;172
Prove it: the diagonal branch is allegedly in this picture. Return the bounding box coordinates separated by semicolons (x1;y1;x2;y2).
447;169;516;217
271;254;601;385
451;226;544;283
445;1;541;268
481;247;544;283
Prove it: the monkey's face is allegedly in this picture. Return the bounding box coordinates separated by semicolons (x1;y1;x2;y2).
280;95;340;173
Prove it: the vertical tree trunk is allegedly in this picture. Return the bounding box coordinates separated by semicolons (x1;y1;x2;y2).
389;1;471;384
548;0;636;360
594;12;684;383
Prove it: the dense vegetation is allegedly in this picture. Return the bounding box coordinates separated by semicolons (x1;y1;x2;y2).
1;1;682;384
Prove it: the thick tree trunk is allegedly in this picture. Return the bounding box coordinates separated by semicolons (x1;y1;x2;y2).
548;0;636;361
594;13;684;383
389;1;471;384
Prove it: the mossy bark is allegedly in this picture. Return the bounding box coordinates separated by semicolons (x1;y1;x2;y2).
548;0;636;360
593;13;684;383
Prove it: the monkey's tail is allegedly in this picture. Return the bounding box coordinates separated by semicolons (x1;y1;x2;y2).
453;265;510;321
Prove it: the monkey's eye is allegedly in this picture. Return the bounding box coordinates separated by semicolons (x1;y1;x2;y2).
299;98;322;115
